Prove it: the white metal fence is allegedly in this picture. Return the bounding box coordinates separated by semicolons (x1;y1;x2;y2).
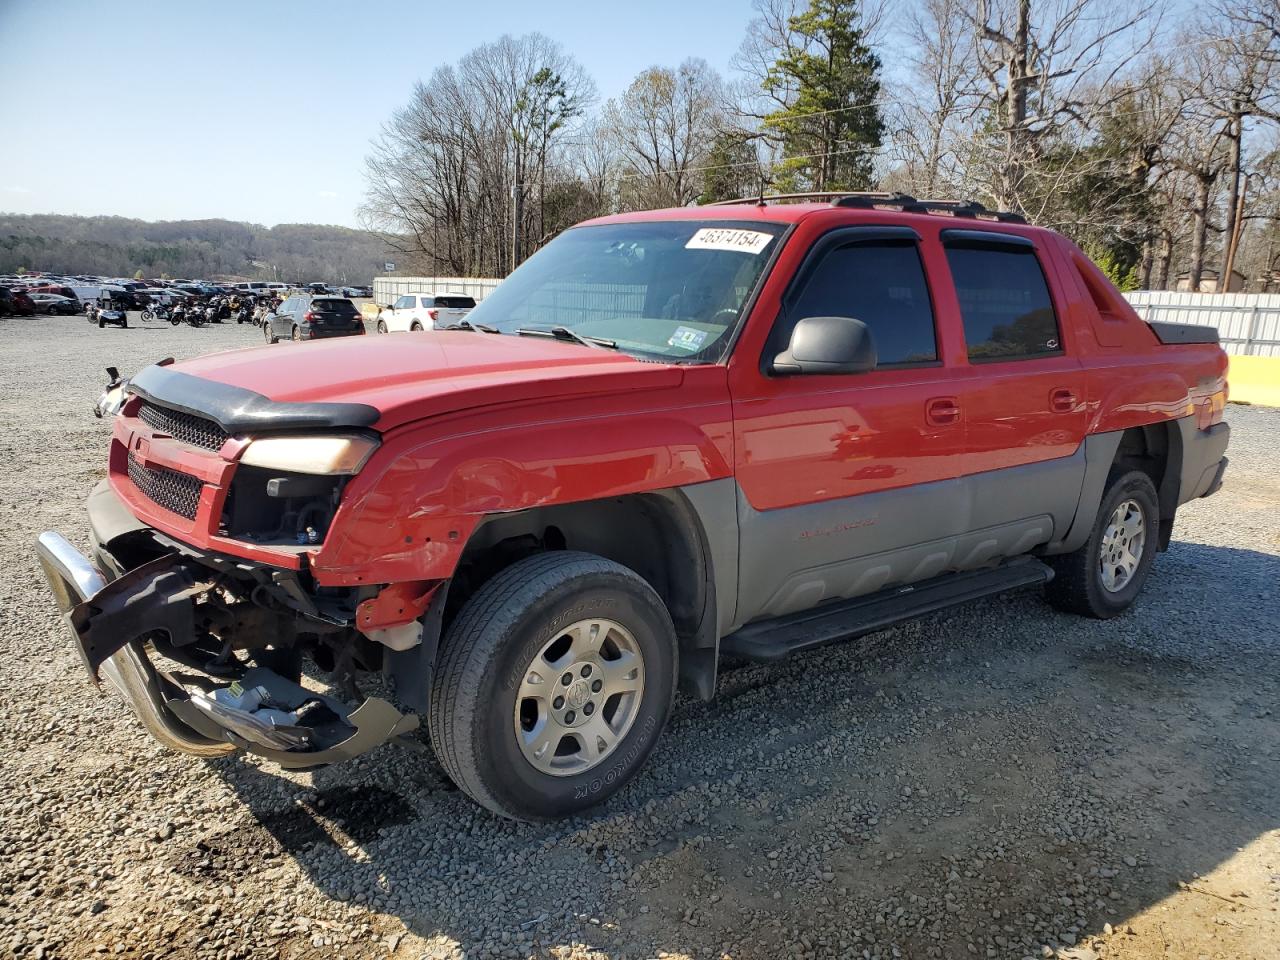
373;276;502;306
1124;291;1280;357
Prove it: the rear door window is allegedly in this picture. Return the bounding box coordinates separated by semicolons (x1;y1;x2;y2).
942;235;1062;361
435;295;476;309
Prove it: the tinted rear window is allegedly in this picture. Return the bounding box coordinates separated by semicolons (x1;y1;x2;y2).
435;295;476;309
312;298;357;313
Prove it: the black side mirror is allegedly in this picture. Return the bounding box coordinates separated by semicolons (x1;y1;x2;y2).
771;316;877;375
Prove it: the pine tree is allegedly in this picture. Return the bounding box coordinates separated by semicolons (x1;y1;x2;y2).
762;0;883;191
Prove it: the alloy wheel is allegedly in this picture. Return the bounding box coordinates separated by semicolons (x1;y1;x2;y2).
513;617;645;777
1098;498;1146;592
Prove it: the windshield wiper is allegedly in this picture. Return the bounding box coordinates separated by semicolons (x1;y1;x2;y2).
515;326;618;350
443;319;500;333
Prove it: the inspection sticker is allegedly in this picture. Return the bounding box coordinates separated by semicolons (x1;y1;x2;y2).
668;326;709;351
685;228;774;254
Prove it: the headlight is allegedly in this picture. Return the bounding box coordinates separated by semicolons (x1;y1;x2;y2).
240;435;378;475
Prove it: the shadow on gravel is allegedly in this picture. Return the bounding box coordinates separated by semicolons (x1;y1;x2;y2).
208;542;1280;959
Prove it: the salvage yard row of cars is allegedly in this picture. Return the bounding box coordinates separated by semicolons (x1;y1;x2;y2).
34;192;1231;824
0;274;373;318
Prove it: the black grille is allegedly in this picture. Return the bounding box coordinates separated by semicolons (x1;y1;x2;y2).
137;402;228;452
126;453;203;520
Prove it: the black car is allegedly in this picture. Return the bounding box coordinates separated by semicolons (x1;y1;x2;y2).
263;295;365;343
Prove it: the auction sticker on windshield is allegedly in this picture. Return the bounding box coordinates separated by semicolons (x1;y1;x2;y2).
685;228;774;254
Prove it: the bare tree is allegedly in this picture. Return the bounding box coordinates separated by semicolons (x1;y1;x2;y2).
602;59;729;208
361;33;593;276
966;0;1160;213
886;0;980;196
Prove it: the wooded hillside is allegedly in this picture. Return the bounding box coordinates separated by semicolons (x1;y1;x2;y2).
0;214;393;283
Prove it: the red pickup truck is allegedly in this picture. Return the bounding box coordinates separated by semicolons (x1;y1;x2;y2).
37;194;1229;821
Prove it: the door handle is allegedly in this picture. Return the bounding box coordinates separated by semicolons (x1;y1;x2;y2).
1049;387;1077;413
926;396;961;426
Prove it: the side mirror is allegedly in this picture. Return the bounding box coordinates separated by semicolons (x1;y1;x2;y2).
771;316;877;375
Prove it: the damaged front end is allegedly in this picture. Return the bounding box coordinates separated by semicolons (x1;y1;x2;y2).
36;528;419;770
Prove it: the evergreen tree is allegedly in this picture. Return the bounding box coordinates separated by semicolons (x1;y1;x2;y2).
761;0;883;191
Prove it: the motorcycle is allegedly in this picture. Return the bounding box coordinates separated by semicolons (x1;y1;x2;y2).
169;303;204;328
140;302;170;322
236;302;255;324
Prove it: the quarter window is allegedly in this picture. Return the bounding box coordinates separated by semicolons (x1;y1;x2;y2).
776;240;938;366
944;245;1061;361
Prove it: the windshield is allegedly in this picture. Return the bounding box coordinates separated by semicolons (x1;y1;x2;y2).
467;220;787;361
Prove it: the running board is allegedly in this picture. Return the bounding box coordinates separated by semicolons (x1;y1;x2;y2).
720;559;1054;662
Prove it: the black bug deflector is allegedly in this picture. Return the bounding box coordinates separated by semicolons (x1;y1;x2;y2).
34;531;417;768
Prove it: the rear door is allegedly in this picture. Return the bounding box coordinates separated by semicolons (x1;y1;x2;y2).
939;229;1088;547
728;225;969;627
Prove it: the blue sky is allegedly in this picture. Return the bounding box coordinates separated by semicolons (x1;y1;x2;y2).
0;0;751;227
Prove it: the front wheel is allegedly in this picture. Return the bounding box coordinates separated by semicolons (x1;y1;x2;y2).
140;309;154;321
1044;469;1159;619
429;551;677;822
377;319;388;334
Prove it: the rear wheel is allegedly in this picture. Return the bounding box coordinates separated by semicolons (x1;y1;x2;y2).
429;551;677;821
291;325;302;341
264;323;277;344
1045;469;1159;619
97;318;104;328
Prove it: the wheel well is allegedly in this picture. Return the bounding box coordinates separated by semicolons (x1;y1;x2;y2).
447;492;718;697
1113;423;1181;550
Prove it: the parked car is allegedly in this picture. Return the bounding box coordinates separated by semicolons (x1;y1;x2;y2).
233;281;271;298
29;293;80;315
343;285;373;299
377;292;476;333
262;294;365;343
2;288;36;316
36;194;1230;823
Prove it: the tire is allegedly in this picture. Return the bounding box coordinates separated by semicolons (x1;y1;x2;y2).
121;316;128;328
410;321;423;332
141;309;153;322
291;325;302;341
264;324;277;344
97;318;104;328
377;319;388;334
1044;469;1159;619
429;551;678;822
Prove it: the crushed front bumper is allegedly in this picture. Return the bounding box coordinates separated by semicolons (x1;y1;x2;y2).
35;530;418;770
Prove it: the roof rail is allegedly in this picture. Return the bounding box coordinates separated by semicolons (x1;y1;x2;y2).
703;191;1027;224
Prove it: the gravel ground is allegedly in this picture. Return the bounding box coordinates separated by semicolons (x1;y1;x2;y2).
1;313;1277;960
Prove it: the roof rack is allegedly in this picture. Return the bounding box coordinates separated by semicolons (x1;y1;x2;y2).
704;191;1027;224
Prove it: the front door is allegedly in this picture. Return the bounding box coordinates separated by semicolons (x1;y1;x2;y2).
728;226;968;628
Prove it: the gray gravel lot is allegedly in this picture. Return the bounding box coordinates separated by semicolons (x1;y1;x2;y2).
0;313;1277;960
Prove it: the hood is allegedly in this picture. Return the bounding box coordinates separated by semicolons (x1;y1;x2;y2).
168;332;684;431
